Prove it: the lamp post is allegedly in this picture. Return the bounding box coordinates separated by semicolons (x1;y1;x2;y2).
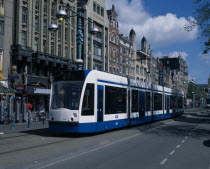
191;79;195;109
48;2;99;70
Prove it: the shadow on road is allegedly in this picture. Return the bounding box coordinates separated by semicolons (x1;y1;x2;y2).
203;140;210;147
141;110;210;139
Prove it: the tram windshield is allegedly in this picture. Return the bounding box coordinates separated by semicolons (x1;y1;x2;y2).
51;81;84;110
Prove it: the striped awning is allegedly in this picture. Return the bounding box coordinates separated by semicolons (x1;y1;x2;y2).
0;85;16;94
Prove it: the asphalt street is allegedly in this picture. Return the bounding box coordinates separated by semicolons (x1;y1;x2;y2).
0;108;210;169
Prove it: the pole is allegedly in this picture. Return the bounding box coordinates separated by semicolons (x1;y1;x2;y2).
76;11;84;70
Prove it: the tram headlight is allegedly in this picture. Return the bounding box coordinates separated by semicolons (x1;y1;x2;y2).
73;113;77;117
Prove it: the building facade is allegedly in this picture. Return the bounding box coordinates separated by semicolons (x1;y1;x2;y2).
81;0;109;71
159;55;188;94
107;5;120;75
135;37;151;82
10;0;77;112
118;32;135;79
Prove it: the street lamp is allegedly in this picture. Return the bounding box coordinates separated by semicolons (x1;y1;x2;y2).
48;2;99;70
190;79;195;109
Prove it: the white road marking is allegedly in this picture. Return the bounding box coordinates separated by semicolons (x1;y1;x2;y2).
0;132;4;135
41;138;45;140
169;150;175;155
28;133;142;169
193;128;196;130
181;140;185;143
176;145;181;148
160;158;168;165
185;136;188;139
26;120;178;169
188;133;191;135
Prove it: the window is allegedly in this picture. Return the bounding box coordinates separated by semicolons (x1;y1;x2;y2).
146;92;151;111
35;16;39;31
97;5;100;15
65;28;68;41
178;97;183;108
43;40;46;53
51;42;54;55
35;0;39;10
154;93;162;111
93;43;102;56
82;84;95;116
93;2;96;12
51;2;55;16
22;7;27;24
132;90;138;112
44;0;47;13
65;46;68;58
71;29;74;43
136;65;139;74
21;31;27;47
43;19;47;34
51;81;84;110
0;20;4;34
105;86;127;114
34;38;38;51
101;8;104;17
58;25;61;39
58;44;61;57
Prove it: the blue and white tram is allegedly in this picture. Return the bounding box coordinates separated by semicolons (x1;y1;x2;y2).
49;70;184;133
206;98;210;108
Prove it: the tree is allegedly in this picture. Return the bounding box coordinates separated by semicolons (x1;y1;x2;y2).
185;0;210;54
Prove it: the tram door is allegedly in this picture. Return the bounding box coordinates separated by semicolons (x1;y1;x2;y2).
139;91;145;117
166;95;170;113
97;85;104;122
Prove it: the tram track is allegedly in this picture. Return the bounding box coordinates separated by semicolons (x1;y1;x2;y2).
0;137;72;156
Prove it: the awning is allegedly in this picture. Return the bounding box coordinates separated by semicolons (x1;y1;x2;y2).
0;85;16;94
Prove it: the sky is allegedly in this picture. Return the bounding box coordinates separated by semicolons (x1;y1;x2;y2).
105;0;210;84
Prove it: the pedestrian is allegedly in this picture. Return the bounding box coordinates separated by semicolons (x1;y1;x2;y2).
27;102;32;127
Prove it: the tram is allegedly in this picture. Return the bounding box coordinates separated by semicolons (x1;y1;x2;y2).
206;98;210;108
49;70;184;133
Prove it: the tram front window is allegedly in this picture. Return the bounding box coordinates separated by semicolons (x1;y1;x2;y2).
51;81;84;110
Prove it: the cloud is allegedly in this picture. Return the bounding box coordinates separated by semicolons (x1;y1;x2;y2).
105;0;198;49
199;53;210;64
153;51;188;60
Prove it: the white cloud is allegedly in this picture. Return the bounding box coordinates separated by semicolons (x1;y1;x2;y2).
105;0;198;49
200;53;210;64
153;51;188;60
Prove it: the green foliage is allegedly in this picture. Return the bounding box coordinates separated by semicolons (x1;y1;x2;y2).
187;82;208;99
185;0;210;54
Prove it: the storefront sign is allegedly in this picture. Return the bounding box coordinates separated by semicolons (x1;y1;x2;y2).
15;85;25;90
34;88;51;95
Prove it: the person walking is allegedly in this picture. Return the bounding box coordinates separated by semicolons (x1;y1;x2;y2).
27;102;32;128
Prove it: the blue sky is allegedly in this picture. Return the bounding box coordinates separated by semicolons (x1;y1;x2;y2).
106;0;210;84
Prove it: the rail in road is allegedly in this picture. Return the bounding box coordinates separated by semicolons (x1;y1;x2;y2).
0;108;210;169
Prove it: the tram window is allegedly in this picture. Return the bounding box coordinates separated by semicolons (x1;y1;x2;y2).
178;97;183;108
105;86;127;114
154;93;162;111
82;84;95;116
146;92;151;111
51;81;83;110
132;90;138;112
170;96;176;109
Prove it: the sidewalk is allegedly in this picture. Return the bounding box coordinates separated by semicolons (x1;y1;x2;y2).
0;121;48;134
